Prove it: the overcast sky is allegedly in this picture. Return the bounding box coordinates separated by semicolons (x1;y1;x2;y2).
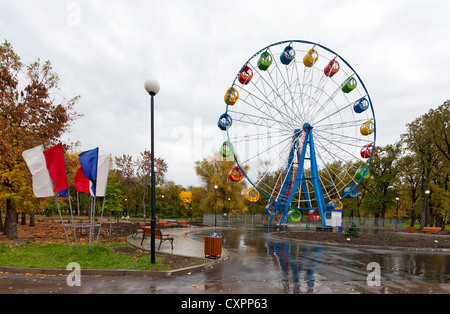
1;0;449;187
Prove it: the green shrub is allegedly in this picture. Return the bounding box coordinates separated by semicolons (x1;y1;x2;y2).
344;221;361;237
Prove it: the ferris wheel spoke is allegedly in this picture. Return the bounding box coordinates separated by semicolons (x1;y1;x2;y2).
265;47;303;122
314;118;368;130
239;78;297;126
315;149;349;198
231;110;297;132
316;128;372;146
312;95;367;126
237;133;293;168
307;85;348;123
313;141;358;199
229;130;287;144
313;131;364;165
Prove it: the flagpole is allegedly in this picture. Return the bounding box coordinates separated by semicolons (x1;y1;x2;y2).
77;191;80;216
89;196;97;247
96;196;106;244
55;196;72;250
67;190;78;250
89;196;94;247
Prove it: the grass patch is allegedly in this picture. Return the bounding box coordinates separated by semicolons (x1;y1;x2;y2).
0;242;170;271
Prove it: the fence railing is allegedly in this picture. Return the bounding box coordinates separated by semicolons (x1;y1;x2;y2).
203;214;413;232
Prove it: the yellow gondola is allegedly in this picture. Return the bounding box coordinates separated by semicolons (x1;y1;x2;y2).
246;188;260;202
330;199;343;210
303;46;319;67
360;119;374;136
224;87;239;106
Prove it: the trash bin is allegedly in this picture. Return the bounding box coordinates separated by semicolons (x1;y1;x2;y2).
204;236;222;259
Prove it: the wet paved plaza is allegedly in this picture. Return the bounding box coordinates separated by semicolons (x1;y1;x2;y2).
0;226;449;294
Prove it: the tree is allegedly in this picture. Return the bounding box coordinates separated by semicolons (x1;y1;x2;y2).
397;153;421;227
179;190;193;218
0;40;81;239
191;186;208;218
114;151;167;219
344;221;361;237
104;171;123;221
160;180;183;217
194;152;248;215
363;143;402;225
427;100;450;162
401;103;446;230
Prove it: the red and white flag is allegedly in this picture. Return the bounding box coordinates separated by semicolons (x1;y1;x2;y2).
22;145;55;198
43;143;69;193
74;166;90;193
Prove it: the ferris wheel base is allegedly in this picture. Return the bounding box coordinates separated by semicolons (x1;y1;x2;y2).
268;209;343;231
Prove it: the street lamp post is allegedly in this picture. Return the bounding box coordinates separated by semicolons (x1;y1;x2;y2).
395;197;400;217
425;190;430;228
161;195;164;219
395;197;400;229
144;79;160;264
214;185;218;233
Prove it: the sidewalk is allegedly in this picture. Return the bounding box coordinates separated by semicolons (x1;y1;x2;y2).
127;226;229;260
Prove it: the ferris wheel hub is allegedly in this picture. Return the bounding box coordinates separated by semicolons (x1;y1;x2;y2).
302;123;312;130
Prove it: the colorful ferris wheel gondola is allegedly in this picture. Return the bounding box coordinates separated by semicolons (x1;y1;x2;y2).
238;64;253;85
246;187;260;202
303;45;319;67
217;113;233;131
324;57;340;77
229;166;244;182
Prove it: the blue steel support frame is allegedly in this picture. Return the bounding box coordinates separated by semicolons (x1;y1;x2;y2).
270;124;328;227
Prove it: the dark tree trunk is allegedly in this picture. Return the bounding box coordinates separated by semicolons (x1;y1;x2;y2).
30;212;36;227
410;208;416;227
4;199;17;239
0;210;3;232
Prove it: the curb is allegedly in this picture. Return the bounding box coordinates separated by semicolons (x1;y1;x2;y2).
0;254;229;277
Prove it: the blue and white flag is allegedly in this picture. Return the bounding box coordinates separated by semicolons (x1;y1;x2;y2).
93;154;111;197
79;148;99;196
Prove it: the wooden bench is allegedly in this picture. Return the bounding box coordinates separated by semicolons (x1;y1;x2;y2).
140;227;174;250
133;221;145;238
158;220;173;229
141;226;151;245
422;227;441;233
155;229;174;250
177;220;190;228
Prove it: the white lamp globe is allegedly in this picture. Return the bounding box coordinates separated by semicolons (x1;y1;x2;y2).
144;79;160;96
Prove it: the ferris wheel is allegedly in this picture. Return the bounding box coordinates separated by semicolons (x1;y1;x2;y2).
218;40;376;226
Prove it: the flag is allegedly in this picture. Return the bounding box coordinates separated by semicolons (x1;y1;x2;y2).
74;166;90;193
22;145;55;198
79;148;99;196
94;154;111;197
58;190;69;197
43;143;69;193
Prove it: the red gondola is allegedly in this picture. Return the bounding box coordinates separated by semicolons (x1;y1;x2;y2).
360;143;375;159
238;65;253;85
229;166;244;182
324;58;340;77
308;208;321;221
